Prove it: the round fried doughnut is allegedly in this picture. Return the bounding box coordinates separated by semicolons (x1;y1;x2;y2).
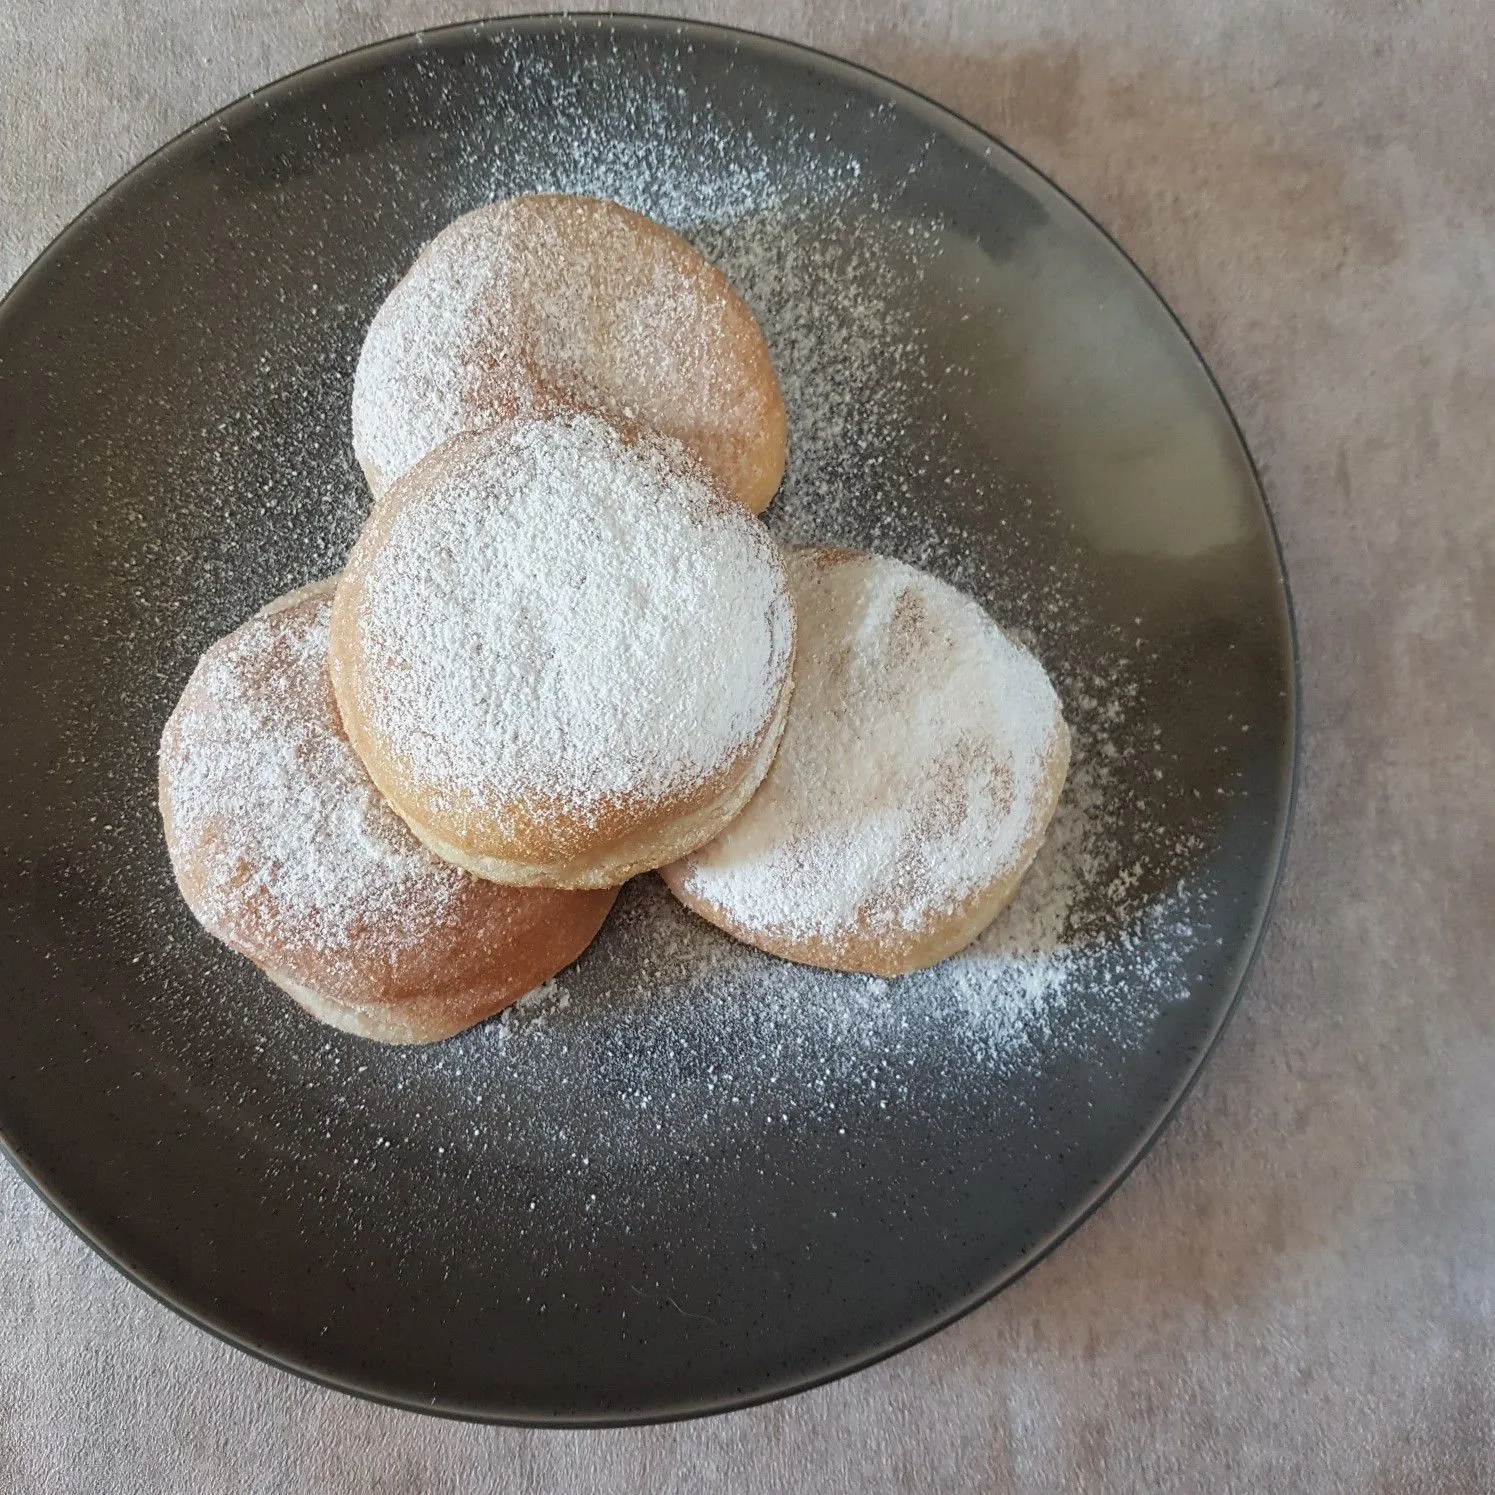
329;412;797;891
661;549;1070;977
158;581;617;1044
352;193;787;514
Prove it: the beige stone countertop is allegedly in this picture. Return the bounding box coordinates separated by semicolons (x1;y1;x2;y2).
2;1;1492;1490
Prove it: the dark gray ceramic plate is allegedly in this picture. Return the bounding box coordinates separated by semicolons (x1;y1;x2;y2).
0;15;1296;1424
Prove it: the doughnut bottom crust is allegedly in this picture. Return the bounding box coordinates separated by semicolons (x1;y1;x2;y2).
265;968;546;1046
393;682;794;890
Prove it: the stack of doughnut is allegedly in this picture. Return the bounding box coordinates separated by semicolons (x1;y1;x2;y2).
160;194;1071;1043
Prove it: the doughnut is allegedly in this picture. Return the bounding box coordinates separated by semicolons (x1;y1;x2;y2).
660;549;1070;976
158;580;617;1044
352;193;787;514
329;411;797;891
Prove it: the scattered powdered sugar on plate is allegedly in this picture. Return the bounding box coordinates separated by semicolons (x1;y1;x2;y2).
445;39;865;234
691;209;933;543
250;745;1208;1238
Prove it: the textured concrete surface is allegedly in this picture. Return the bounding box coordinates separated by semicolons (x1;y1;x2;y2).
3;1;1493;1490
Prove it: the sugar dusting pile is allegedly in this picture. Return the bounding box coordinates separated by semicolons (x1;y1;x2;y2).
351;415;794;814
159;593;466;959
352;194;784;504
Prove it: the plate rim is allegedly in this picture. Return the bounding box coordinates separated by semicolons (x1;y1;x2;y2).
0;9;1301;1427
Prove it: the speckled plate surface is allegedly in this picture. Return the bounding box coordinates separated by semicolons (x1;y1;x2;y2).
0;15;1296;1424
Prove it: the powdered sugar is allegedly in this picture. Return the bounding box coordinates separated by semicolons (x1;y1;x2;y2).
691;209;932;544
446;38;864;235
673;549;1069;944
351;195;783;506
351;228;483;492
348;413;794;817
160;592;466;957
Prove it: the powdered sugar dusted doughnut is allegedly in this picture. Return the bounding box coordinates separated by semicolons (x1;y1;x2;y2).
329;413;797;890
661;549;1070;976
158;581;617;1044
352;194;787;514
